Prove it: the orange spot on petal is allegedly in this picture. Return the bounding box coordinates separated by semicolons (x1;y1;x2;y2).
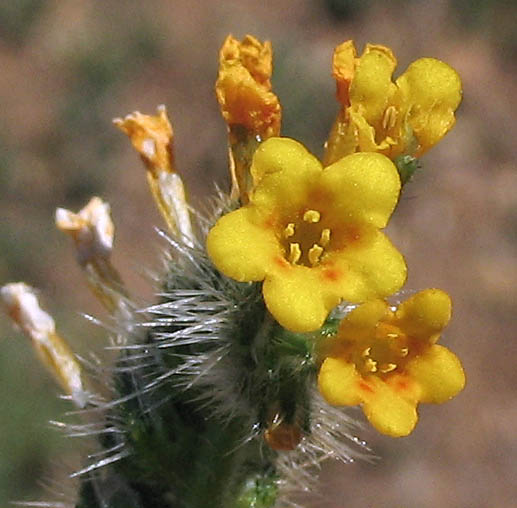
273;256;289;269
358;380;374;394
344;225;362;243
263;214;277;229
308;188;332;208
322;268;342;282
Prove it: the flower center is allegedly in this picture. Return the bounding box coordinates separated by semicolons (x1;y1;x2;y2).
350;322;411;377
281;209;331;267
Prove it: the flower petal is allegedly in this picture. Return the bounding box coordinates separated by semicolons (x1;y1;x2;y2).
349;44;397;126
395;288;451;342
318;357;362;406
250;137;322;213
206;207;280;282
323;109;358;165
407;344;465;403
320;152;400;228
396;58;462;155
332;40;358;106
263;265;337;332
349;108;393;154
361;377;419;437
330;230;407;302
216;66;281;135
216;35;280;137
114;106;174;175
337;299;391;343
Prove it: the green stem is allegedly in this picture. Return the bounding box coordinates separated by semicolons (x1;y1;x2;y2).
74;281;339;507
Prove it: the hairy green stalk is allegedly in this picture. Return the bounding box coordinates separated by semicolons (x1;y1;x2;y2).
64;197;364;508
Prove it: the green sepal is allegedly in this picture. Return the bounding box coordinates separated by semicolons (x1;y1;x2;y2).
395;154;421;186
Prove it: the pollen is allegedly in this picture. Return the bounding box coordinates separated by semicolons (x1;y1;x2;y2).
320;228;331;247
303;209;321;223
379;362;397;373
283;223;295;238
289;242;302;264
308;244;324;266
364;358;378;373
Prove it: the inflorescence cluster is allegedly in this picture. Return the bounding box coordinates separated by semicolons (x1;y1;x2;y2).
2;35;465;508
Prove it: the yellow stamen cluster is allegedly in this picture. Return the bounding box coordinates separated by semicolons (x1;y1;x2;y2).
281;209;332;267
351;323;411;376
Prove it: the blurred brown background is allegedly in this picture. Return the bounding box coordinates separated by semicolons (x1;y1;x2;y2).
0;0;516;506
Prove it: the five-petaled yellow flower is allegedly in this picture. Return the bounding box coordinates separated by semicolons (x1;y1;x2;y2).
206;137;407;333
317;289;465;437
325;41;462;164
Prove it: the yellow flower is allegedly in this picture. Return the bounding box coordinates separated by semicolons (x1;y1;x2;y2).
206;137;406;333
324;41;462;164
317;289;465;437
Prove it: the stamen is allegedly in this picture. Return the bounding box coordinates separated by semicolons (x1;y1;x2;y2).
283;223;295;238
289;243;301;264
379;363;397;373
303;209;321;223
364;358;378;373
320;228;331;247
399;347;409;357
386;332;399;338
361;347;371;358
308;244;323;266
382;105;397;131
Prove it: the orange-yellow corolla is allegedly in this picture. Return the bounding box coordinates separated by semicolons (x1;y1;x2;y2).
207;137;407;333
325;41;462;164
318;289;465;437
216;34;281;139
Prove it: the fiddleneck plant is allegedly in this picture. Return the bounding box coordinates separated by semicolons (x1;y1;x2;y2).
1;35;465;508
